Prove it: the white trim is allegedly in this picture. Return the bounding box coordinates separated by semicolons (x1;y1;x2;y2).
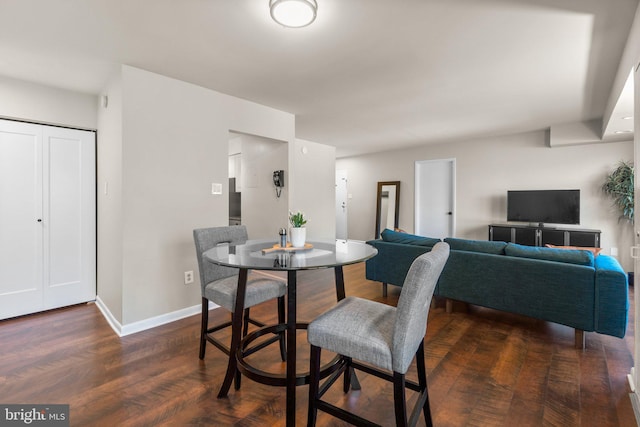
630;390;640;426
95;296;124;337
95;296;220;337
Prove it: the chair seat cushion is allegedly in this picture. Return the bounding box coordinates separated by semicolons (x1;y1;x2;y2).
308;297;396;371
204;275;286;310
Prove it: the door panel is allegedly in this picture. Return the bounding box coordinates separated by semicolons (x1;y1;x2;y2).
335;170;348;240
0;121;44;318
0;120;95;320
415;159;455;239
43;127;96;309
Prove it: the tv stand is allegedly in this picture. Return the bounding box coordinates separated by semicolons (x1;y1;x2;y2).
488;223;601;248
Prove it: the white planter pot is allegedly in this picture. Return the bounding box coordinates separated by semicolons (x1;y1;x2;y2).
290;227;306;248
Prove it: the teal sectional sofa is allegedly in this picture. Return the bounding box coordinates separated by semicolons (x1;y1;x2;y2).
365;229;629;348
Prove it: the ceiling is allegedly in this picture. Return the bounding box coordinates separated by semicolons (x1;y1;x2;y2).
0;0;637;157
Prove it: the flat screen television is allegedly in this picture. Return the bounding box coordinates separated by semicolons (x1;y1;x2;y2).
507;189;580;225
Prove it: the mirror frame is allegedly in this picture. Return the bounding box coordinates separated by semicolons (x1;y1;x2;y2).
375;181;401;239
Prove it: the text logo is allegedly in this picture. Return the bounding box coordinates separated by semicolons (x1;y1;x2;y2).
1;405;69;426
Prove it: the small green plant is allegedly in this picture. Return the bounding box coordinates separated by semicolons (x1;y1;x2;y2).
289;210;307;228
602;161;634;222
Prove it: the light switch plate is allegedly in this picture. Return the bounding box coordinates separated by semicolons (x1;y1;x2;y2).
211;183;223;195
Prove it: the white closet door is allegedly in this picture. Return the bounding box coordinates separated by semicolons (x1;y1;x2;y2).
43;126;96;309
0;121;44;318
0;120;95;320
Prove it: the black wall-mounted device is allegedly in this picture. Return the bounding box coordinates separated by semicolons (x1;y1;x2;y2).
273;170;284;188
273;170;284;198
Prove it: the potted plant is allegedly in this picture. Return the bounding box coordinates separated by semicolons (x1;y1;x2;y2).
602;161;634;222
289;210;307;248
602;160;634;284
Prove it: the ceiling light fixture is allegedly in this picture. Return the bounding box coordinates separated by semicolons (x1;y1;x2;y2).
270;0;317;28
614;130;633;134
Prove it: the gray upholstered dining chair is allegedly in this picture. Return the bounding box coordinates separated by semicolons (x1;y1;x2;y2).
307;242;450;427
193;225;287;390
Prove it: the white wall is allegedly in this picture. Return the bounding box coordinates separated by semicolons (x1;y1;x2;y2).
289;139;336;241
96;71;124;321
238;134;289;238
337;131;634;271
102;65;295;326
0;75;97;129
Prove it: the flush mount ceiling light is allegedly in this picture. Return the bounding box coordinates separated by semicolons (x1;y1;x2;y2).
270;0;317;28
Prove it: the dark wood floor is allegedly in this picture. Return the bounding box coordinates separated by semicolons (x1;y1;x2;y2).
0;263;636;426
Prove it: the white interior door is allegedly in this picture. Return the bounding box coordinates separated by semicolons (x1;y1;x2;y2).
0;120;95;320
43;126;96;309
415;158;455;239
0;121;44;318
336;170;348;240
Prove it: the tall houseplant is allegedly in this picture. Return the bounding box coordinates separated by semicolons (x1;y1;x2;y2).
602;161;634;222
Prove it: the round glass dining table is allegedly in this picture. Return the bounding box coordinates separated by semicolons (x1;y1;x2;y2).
203;239;377;427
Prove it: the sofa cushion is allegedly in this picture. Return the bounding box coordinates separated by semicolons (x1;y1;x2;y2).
505;243;594;266
545;244;602;257
380;229;440;247
444;238;507;255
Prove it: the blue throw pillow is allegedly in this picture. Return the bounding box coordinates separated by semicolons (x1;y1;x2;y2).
504;243;594;266
444;238;506;255
380;229;441;247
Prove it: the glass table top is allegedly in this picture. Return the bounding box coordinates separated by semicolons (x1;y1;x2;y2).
203;239;378;271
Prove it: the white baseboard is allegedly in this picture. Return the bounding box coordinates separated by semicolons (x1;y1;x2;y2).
630;391;640;427
629;368;640;426
95;296;219;337
95;261;342;338
94;296;124;336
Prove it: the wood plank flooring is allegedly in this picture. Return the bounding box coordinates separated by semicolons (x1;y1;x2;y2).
0;262;636;426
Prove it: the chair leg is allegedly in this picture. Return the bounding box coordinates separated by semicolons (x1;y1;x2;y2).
277;296;287;362
235;308;251;391
416;342;433;427
393;372;408;427
343;357;352;393
382;282;388;297
307;345;321;427
218;269;248;398
199;298;208;360
243;307;250;337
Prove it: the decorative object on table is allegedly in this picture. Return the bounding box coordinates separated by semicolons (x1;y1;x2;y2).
262;242;313;254
279;227;287;248
289;210;307;248
602;160;634;222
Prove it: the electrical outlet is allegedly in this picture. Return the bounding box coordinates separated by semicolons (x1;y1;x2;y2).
184;271;194;285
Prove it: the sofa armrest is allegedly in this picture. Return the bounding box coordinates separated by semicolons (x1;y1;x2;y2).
594;254;629;338
365;240;432;287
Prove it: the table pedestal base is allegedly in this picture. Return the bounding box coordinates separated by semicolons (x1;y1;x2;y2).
236;323;345;387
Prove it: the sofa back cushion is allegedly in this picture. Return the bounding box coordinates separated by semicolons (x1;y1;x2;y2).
381;228;441;247
505;243;594;266
444;238;507;255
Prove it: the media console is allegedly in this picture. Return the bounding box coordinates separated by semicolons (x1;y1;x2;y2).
488;224;601;248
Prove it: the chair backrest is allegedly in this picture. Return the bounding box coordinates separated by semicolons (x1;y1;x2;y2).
193;225;249;295
392;242;450;373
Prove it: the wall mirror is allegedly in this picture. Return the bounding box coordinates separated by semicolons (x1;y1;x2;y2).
375;181;400;239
